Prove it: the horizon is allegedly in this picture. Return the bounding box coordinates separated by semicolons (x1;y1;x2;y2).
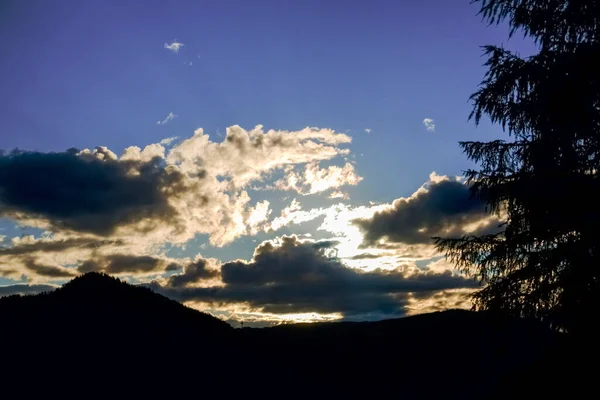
0;0;536;327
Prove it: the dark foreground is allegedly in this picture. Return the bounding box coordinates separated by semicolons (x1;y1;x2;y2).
0;273;591;399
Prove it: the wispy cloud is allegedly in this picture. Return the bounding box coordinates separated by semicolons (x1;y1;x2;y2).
156;112;177;125
184;60;193;66
159;136;179;146
364;128;372;134
164;41;184;54
423;118;435;132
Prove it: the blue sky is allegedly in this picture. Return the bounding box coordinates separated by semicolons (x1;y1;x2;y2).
0;0;535;324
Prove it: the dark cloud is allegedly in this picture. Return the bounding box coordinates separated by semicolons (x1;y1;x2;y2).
165;263;182;272
355;179;498;246
0;284;56;297
152;236;478;318
165;259;218;288
105;255;163;274
24;259;76;278
347;252;383;260
77;254;170;274
0;238;123;256
0;150;183;235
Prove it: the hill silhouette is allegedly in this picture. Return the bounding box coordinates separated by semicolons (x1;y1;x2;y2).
0;272;231;340
0;273;578;398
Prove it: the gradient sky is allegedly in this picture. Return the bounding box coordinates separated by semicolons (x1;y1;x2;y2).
0;0;536;326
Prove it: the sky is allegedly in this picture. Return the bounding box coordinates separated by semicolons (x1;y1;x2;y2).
0;0;536;326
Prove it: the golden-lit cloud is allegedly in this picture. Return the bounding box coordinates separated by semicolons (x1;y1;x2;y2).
274;162;362;197
405;288;476;316
0;125;492;323
148;235;479;324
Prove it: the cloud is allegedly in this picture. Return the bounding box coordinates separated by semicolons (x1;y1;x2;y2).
159;137;179;146
0;232;167;281
268;199;330;231
164;257;220;288
0;237;123;256
157;112;177;125
24;258;76;278
78;254;174;274
152;235;478;319
424;258;458;274
0;125;356;283
423;118;435;132
273;162;362;196
184;61;193;66
1;125;352;248
0;284;57;297
247;200;271;235
0;149;180;237
355;173;500;246
406;288;476;316
364;128;372;134
164;41;184;53
328;191;348;199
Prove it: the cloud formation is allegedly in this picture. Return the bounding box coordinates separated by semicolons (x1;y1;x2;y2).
160;137;178;146
25;258;76;278
78;254;175;274
157;112;177;125
1;125;356;283
164;41;184;53
162;257;220;288
0;284;57;297
274;162;362;196
355;174;499;246
0;121;484;323
153;235;478;319
423;118;435;132
0;149;178;236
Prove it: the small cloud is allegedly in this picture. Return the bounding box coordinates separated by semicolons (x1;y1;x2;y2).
364;128;372;134
164;41;184;54
160;137;179;146
157;112;177;126
184;60;193;66
328;191;349;199
423;118;435;132
196;54;202;59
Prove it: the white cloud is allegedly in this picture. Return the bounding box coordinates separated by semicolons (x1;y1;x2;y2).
159;136;179;146
184;61;193;66
100;125;350;248
247;200;271;235
364;128;372;134
268;199;329;232
164;41;184;53
1;125;354;279
274;162;362;196
328;191;348;199
157;112;177;125
423;118;435;132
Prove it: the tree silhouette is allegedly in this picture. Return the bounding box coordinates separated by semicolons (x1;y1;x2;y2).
434;0;600;334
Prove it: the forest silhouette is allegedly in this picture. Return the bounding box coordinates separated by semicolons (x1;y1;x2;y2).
2;0;599;398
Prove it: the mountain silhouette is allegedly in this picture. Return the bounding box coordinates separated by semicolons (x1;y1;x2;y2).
1;272;231;341
0;273;575;398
